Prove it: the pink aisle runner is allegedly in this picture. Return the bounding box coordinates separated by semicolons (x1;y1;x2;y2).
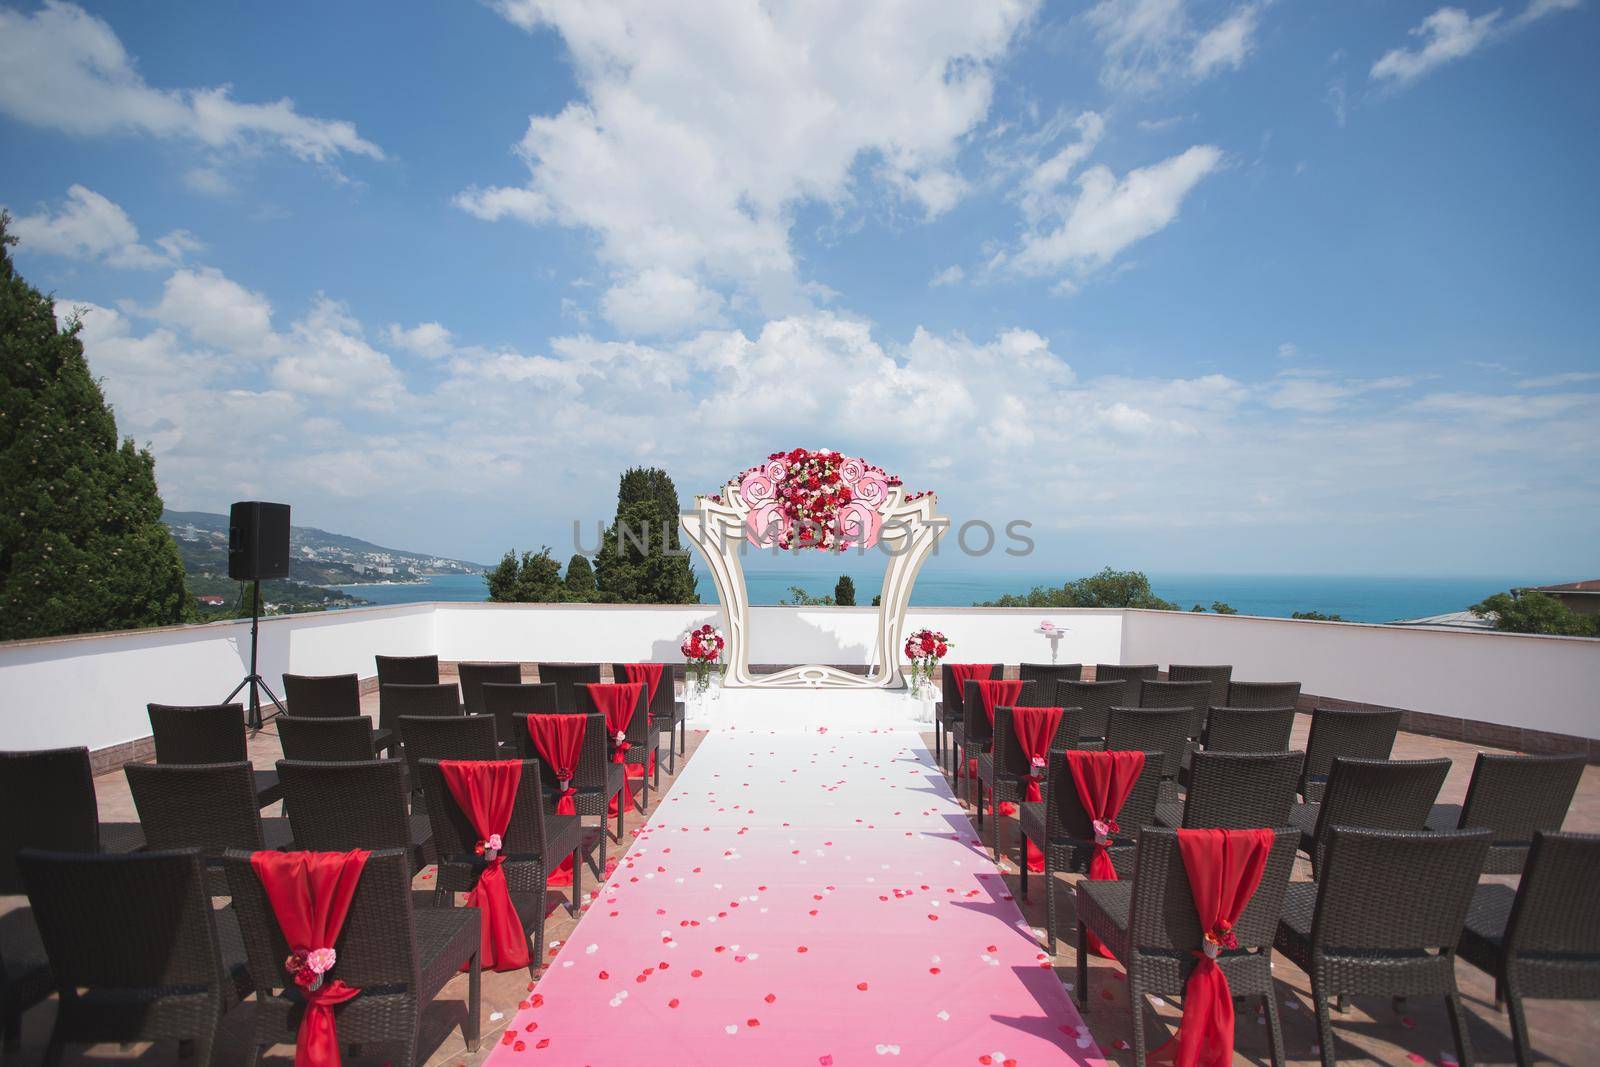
489;728;1102;1066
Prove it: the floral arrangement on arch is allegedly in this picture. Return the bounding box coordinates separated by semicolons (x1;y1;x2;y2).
903;627;950;697
681;623;726;691
715;447;927;552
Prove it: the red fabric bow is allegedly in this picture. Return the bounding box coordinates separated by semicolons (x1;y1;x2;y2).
438;760;529;972
525;714;586;888
947;662;991;694
1010;706;1064;873
1065;749;1146;958
250;850;370;1067
623;663;665;706
1153;828;1275;1067
588;682;650;816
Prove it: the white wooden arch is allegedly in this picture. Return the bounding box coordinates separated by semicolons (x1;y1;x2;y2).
681;457;946;689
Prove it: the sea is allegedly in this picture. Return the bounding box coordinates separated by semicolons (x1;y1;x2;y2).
333;566;1553;624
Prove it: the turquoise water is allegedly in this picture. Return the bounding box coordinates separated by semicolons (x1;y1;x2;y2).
334;568;1551;623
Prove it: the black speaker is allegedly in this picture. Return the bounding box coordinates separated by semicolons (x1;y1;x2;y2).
228;501;291;581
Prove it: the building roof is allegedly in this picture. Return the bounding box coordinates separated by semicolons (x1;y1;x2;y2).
1523;579;1600;594
1390;610;1495;630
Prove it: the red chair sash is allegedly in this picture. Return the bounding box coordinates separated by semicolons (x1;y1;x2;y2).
1012;706;1063;874
438;760;530;972
525;714;586;813
250;849;370;1067
1065;749;1146;958
974;679;1025;725
1154;828;1275;1067
623;663;665;704
947;663;991;694
586;682;643;763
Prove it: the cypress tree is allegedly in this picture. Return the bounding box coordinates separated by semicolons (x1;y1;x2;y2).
0;214;191;639
563;553;597;601
834;574;856;606
593;466;698;604
484;547;564;602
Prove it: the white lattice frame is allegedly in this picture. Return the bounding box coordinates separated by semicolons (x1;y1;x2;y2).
681;486;946;689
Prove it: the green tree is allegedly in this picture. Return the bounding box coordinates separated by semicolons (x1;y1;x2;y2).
1292;610;1347;622
980;567;1180;610
593;467;699;604
834;574;856;606
563;553;597;601
1470;591;1598;637
0;214;191;639
485;547;565;602
1210;600;1238;615
782;585;834;606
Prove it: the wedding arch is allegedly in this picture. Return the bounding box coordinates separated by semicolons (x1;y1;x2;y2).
681;448;946;689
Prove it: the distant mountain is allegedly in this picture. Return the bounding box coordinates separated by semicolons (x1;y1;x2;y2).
163;510;488;587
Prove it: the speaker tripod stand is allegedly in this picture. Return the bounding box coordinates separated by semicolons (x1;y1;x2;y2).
223;578;286;730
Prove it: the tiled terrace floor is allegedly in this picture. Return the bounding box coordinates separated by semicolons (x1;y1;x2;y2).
7;698;1598;1065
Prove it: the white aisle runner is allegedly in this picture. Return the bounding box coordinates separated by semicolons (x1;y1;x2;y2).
489;707;1102;1065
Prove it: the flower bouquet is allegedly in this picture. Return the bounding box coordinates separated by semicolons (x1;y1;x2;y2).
681;623;726;697
902;627;950;700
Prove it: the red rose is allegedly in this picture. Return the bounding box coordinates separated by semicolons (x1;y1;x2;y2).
920;635;935;653
936;643;948;657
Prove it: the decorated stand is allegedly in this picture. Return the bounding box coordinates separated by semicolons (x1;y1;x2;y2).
681;448;946;690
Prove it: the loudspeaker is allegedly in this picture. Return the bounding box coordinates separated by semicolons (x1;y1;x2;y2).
228;501;291;581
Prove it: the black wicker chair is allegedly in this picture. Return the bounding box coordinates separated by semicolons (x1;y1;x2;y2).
398;714;499;795
612;663;684;769
1138;679;1214;738
1154;750;1303;830
1053;679;1126;744
1076;826;1301;1067
125;761;295;895
535;663;602;713
957;679;1038;809
1104;708;1192;791
482;682;560;751
1289;756;1451;879
147;703;282;810
18;848;252;1065
1460;830;1600;1066
223;847;480;1066
1226;680;1302;709
1426;752;1584;874
376;653;440;687
277;715;386;762
1299;707;1401;802
1095;662;1159;691
417;758;583;968
282;672;362;718
515;712;626;872
1166;663;1232;710
1201;706;1296;754
1017;748;1164;952
976;705;1078;861
936;663;1001;775
577;682;660;811
1275;827;1490;1067
379;683;463;740
458;662;522;719
1018;663;1083;693
276;759;435;874
1;747;144;1053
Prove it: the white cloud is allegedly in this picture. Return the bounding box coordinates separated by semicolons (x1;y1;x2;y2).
1266;370;1417;413
182;167;234;197
929;265;965;287
1277;342;1300;359
8;185;198;269
151;267;275;353
0;1;383;167
272;298;406;410
1515;371;1600;389
463;0;1037;331
1008;143;1224;280
599;268;727;337
1370;0;1577;86
384;321;455;359
1189;4;1260;77
1084;0;1264;91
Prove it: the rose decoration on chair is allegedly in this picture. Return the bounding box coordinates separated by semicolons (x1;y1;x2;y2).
284;946;337;991
731;448;913;552
902;628;950;698
681;624;726;694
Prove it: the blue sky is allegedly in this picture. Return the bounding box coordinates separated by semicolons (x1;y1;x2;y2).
2;0;1596;579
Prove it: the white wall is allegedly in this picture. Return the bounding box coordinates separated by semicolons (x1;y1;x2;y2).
1;603;1594;755
1121;610;1600;739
